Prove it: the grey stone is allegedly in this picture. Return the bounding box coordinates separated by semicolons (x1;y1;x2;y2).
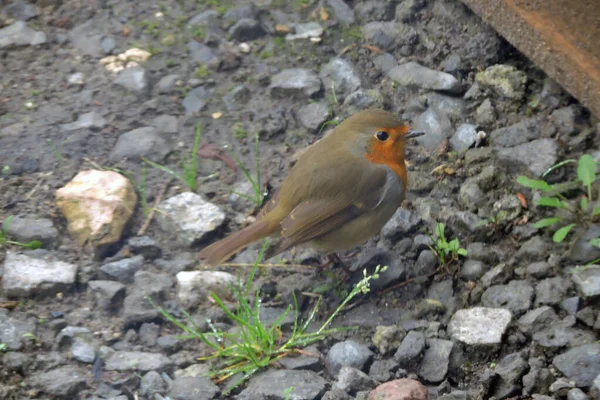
223;4;258;26
561;297;581;315
109;127;170;162
2;251;77;297
490;117;543;148
183;94;207;115
71;336;97;363
388;62;461;93
157;192;226;247
395;0;426;22
535;277;572;306
253;108;288;139
152;115;178;134
0;310;36;350
373;53;397;73
569;226;600;264
2;352;32;373
527;262;552;279
141;371;167;398
475;98;496;126
517;306;559;335
0;21;46;48
138;323;160;347
533;317;596;349
418;339;453;383
475;64;527;100
326;340;373;376
67;20;103;56
458;182;485;208
279;345;322;371
123;271;173;326
342;89;384;113
413;108;454;149
237;369;326;400
552;105;581;136
105;351;173;373
156;74;181;94
372;325;406;356
355;1;396;22
351;248;406;290
496;139;559;176
369;359;397;382
480;263;511;288
361;21;417;51
571;265;600;299
412;250;438;277
441;54;462;74
88;280;126;311
319;58;363;102
60;112;107;131
229;18;265;41
568;388;590;400
516;236;551;260
394;330;425;369
114;67;149;94
425;93;465;122
492;352;529;399
188;41;218;66
100;36;115;54
100;255;144;283
128;236;162;259
523;365;553;395
460;259;488;281
481;280;533;315
381;208;423;243
297;102;330;132
123;293;159;327
553;344;600;388
3;1;39;21
28;366;87;398
448;307;512;345
4;215;58;247
169;376;220;400
269;68;321;99
188;10;219;27
334;366;377;393
450;124;478;153
327;0;355;24
576;307;597;327
223;85;251;111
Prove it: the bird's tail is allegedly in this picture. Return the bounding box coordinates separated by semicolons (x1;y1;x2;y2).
197;220;278;267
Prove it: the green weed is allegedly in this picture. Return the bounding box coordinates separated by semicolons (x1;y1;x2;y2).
230;133;264;207
0;216;42;250
428;222;467;266
233;123;247;140
151;240;386;394
193;64;210;79
518;153;599;246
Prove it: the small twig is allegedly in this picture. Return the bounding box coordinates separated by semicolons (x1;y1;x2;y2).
25;172;52;199
137;179;171;236
217;262;315;271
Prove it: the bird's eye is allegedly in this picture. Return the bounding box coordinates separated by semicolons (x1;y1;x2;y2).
375;131;389;141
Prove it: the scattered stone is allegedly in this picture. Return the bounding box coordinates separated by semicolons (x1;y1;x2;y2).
362;21;417;52
395;0;426;22
319;58;363;102
334;366;377;394
176;270;237;308
496;138;558;176
152;115;178;134
157;74;181;94
223;84;251;111
369;359;397;382
140;371;167;398
269;68;321;99
114;67;149;94
553;344;600;388
56;170;137;253
381;209;423;243
279;345;322;371
237;369;326;400
459;259;488;281
517;306;559;335
229;18;265;41
3;215;59;248
561;297;581;315
448;307;512;345
413;108;454;149
157;192;226;246
576;307;597;327
343;89;385;114
105;351;173;373
326;340;374;376
285;22;324;41
418;339;453;383
475;98;496;126
2;251;77;297
372;325;406;355
516;236;551;261
373;53;397;73
0;20;46;48
475;64;527;100
571;265;600;299
523;363;553;396
412;249;438;277
481;280;533;315
28;366;87;398
489;117;543;148
297;102;330;132
110;126;171;162
368;379;428;400
100;255;144;283
0;310;36;350
127;236;162;260
569;226;600;264
550;377;576;396
168;376;220;400
327;0;355;24
60;112;107;132
3;1;39;21
492;352;529;399
535;277;572;306
527;261;552;279
441;54;462;74
458;182;485;209
394;330;425;369
568;388;590;400
480;263;512;288
450;124;478;153
123;271;173;327
88;280;126;311
533;316;596;349
351;248;406;290
387;61;461;93
188;41;218;66
426;93;465;121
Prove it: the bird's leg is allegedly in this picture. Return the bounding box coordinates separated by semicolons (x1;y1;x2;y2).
315;254;352;276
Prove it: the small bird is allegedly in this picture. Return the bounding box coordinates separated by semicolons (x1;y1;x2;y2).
198;108;424;267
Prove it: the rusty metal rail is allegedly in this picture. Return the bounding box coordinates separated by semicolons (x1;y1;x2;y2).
459;0;600;119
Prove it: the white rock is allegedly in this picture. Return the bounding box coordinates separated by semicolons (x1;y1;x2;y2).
176;270;238;308
2;251;78;297
156;192;225;246
120;48;152;63
286;22;323;40
448;307;512;345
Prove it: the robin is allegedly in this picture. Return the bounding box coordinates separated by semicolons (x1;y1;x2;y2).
198;108;424;267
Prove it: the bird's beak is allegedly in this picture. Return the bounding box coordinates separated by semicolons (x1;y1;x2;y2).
405;130;425;139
